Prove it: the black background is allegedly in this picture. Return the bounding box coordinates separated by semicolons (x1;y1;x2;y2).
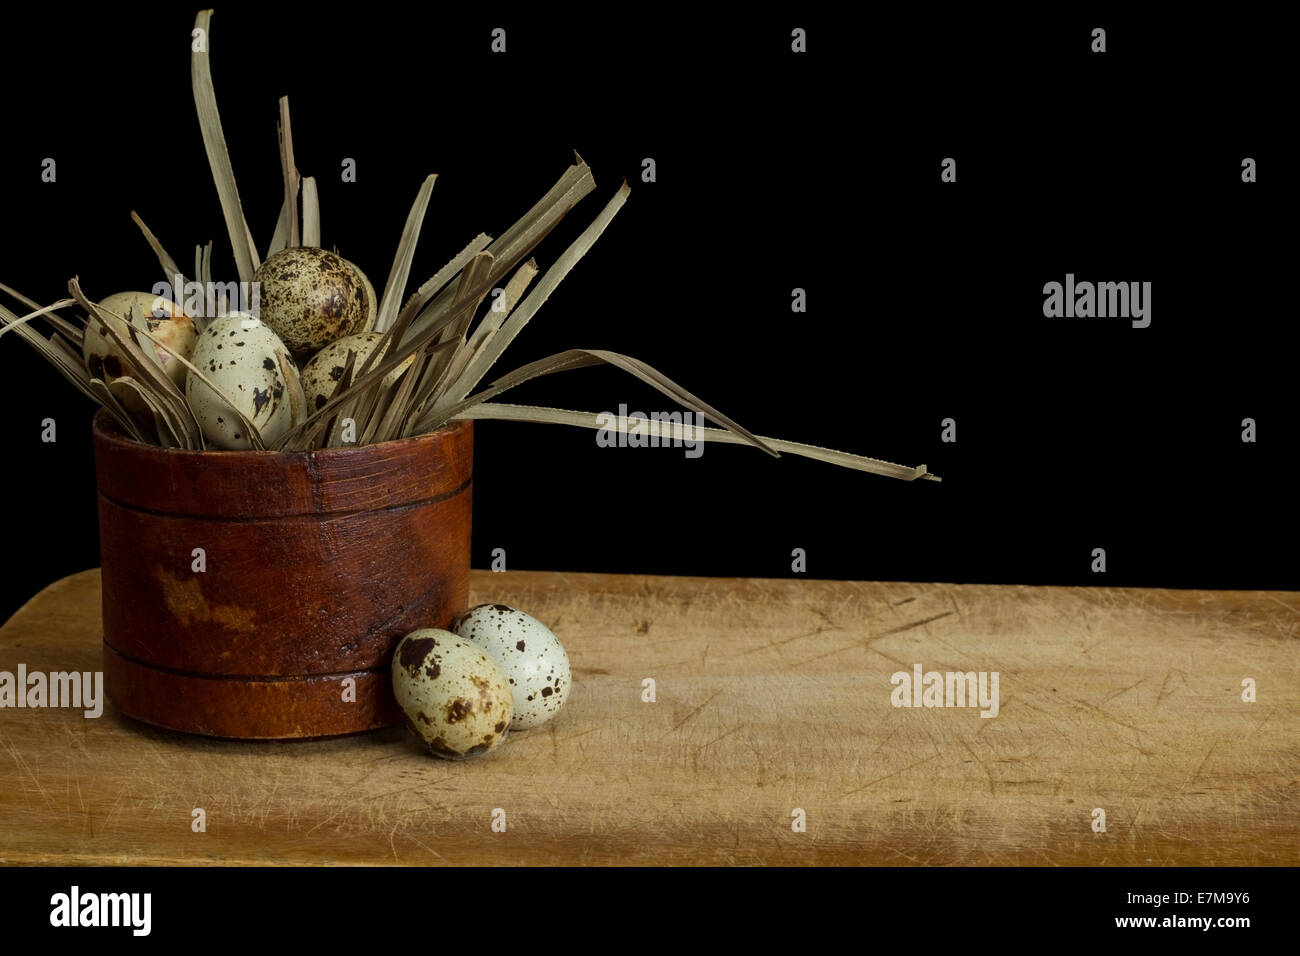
0;6;1293;622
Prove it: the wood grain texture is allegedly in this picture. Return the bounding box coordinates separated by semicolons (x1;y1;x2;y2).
0;569;1296;865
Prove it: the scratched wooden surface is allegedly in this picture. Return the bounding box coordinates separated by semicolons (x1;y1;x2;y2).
0;569;1296;865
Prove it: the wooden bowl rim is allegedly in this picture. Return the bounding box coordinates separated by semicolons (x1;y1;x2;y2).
91;406;470;462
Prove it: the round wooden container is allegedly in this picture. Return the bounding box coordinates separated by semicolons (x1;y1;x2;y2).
91;408;473;740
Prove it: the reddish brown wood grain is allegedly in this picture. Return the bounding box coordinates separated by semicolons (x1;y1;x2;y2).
91;409;472;740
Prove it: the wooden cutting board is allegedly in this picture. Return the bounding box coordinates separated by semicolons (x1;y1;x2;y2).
0;569;1296;865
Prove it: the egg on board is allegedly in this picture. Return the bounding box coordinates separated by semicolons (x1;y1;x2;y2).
253;247;376;354
184;313;304;449
300;331;415;413
452;604;571;730
392;629;514;759
83;291;198;405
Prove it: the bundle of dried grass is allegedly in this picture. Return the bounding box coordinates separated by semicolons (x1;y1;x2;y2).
0;10;937;482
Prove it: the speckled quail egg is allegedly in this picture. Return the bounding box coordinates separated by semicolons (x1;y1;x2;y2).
83;292;197;411
452;604;571;730
392;629;514;759
300;331;415;413
253;247;376;354
185;313;304;449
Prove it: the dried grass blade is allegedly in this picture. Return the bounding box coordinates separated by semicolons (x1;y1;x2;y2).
0;280;50;312
272;272;489;451
402;156;595;343
0;298;77;341
465;258;538;353
125;309;269;451
279;352;308;427
368;232;493;379
86;377;149;444
302;176;320;247
455;403;939;481
398;250;494;427
396;339;464;436
374;174;437;333
297;235;493;447
422;348;776;456
49;330;84;366
425;250;493;365
268;199;291;258
277;96;300;249
69;278;202;449
0;302;133;431
367;360;422;444
130;211;187;293
0;283;84;345
192;10;258;284
322;349;359;448
435;180;628;413
108;377;183;448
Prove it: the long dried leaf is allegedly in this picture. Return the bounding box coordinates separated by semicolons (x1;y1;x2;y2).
419;251;493;383
454;403;939;482
364;232;492;381
130;211;188;294
272;266;494;450
367;354;422;444
466;258;538;352
308;238;491;450
109;376;183;448
278;96;300;249
268;199;292;258
0;282;84;345
70;278;201;449
374;174;437;332
421;348;776;457
87;377;149;444
192;9;258;283
402;155;595;344
395;339;462;437
124;308;270;451
0;298;77;341
0;302;132;430
322;349;359;448
433;180;628;414
302;176;320;247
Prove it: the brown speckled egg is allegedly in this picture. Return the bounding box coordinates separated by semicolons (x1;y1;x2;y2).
83;292;198;408
452;604;571;730
253;247;375;354
300;331;414;413
392;629;514;760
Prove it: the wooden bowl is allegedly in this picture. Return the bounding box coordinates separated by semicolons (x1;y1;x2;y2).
91;408;473;740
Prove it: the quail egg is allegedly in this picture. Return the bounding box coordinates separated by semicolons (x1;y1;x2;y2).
392;629;514;759
185;313;304;449
452;604;571;730
83;292;197;410
300;331;415;412
253;247;376;354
